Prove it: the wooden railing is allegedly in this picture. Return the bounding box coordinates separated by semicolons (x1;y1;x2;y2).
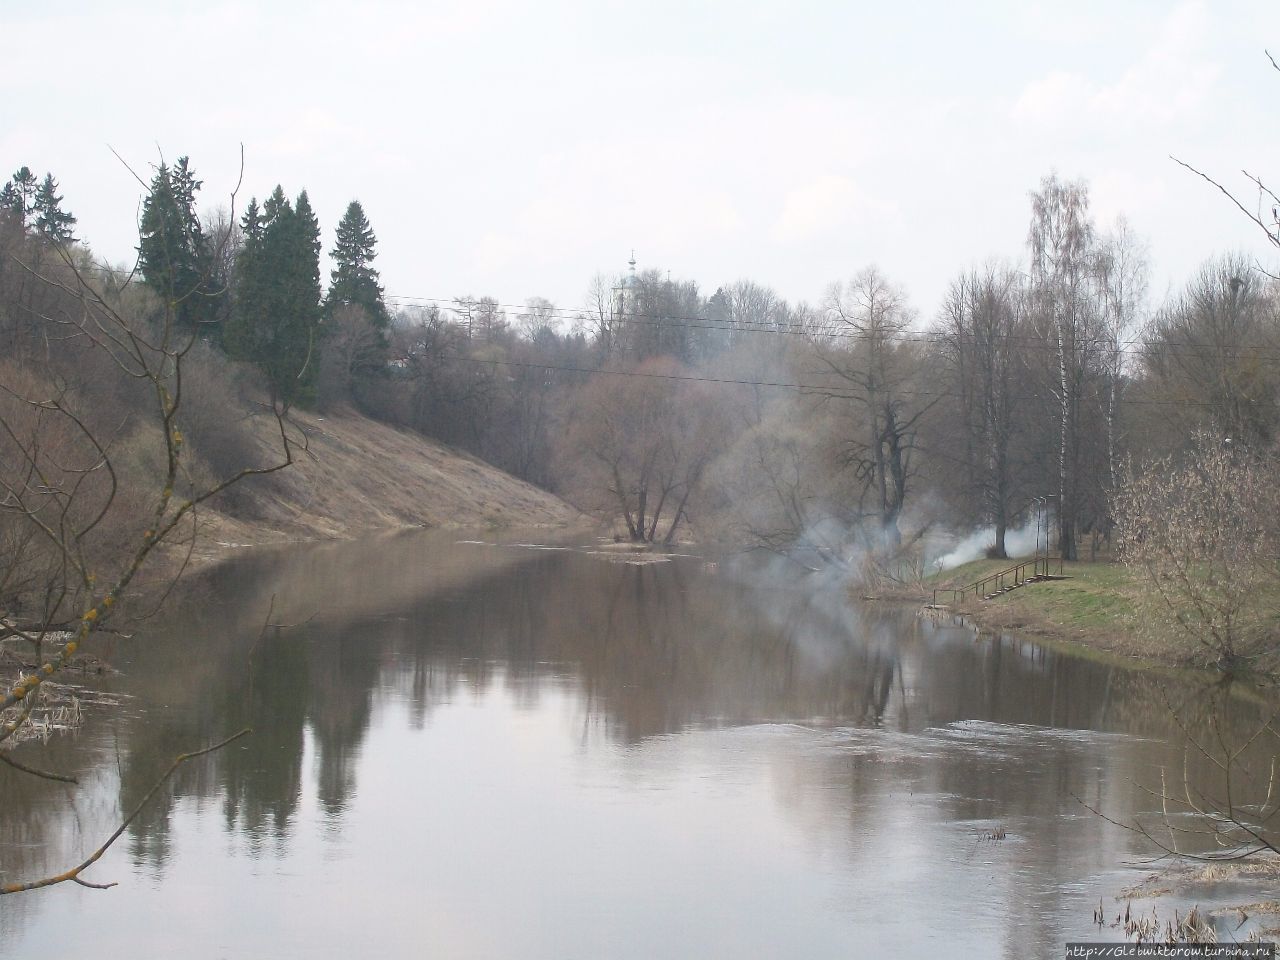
931;554;1063;605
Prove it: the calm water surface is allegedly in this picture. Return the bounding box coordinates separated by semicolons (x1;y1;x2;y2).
0;531;1272;958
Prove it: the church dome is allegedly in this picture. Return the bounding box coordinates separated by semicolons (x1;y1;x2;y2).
618;251;640;288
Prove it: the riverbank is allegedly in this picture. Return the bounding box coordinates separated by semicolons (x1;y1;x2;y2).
916;558;1280;942
2;404;590;737
904;559;1178;665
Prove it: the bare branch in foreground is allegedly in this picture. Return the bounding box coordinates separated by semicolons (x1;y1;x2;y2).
0;750;77;783
0;727;251;895
1170;156;1280;275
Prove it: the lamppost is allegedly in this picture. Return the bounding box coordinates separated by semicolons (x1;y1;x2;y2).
1032;496;1045;560
1031;495;1059;573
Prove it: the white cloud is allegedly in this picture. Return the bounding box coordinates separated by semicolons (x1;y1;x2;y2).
1013;1;1219;128
1011;71;1093;124
772;175;868;244
1090;169;1170;230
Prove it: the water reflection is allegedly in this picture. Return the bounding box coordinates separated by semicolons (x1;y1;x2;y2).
1;532;1275;958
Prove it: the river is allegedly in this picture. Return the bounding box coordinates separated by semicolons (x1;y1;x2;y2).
0;531;1273;958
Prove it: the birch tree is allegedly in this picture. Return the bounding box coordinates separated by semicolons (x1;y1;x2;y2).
1027;174;1107;561
1094;217;1148;543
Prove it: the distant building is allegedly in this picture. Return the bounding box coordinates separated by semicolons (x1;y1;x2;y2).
613;251;641;321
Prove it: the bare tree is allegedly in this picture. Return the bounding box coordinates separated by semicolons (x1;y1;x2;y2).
708;400;862;570
723;279;782;329
317;302;385;408
808;267;933;548
933;265;1026;557
583;272;619;361
1115;433;1280;672
611;269;701;365
1139;256;1279;450
561;359;727;544
516;296;558;342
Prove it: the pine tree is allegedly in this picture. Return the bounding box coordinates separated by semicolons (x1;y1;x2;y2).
327;200;389;330
241;198;263;242
226;188;323;409
288;191;324;396
263;184;288;223
293;191;323;306
33;174;76;243
138;157;215;332
0;182;22;226
1;167;38;228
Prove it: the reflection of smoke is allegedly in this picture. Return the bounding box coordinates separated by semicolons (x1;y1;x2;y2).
745;515;906;589
930;516;1048;571
788;516;869;576
721;549;876;663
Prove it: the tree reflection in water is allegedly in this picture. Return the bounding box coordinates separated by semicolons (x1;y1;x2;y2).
1;531;1274;957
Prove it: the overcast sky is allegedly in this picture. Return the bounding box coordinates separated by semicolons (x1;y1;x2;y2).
5;0;1280;322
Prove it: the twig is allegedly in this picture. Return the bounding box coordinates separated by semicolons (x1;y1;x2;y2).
1170;156;1280;255
0;728;251;894
0;751;77;784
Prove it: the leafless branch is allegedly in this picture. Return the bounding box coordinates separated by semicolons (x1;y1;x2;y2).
0;750;77;783
0;728;251;894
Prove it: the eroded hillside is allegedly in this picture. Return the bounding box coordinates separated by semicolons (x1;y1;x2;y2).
191;404;586;562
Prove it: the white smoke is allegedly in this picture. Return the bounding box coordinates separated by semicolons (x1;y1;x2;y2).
930;517;1047;571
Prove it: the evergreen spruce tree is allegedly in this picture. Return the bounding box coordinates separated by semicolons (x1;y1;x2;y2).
263;184;288;222
327;200;389;330
288;191;324;399
293;191;323;301
1;167;39;228
12;167;38;223
222;199;264;360
138;157;215;332
226;188;322;409
33;174;76;242
0;182;22;226
240;197;264;246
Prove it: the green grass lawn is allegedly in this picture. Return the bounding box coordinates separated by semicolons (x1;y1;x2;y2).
922;554;1280;670
930;558;1139;632
1015;562;1137;630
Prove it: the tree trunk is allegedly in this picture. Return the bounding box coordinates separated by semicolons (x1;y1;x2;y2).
646;485;669;543
1056;322;1077;561
634;483;649;542
992;515;1008;559
662;487;694;547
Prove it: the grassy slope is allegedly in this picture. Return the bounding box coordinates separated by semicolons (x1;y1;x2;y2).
188;405;587;561
923;558;1167;661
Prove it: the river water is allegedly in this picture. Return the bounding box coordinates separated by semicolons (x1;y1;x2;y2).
1;531;1274;958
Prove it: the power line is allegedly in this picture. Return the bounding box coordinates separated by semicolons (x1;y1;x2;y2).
100;272;1275;363
436;351;1226;409
387;292;1280;363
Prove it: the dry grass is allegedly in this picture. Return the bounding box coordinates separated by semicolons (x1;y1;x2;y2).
1107;857;1280;943
176;404;588;564
0;669;85;747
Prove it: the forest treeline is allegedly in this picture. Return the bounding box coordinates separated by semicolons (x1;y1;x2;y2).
3;158;1278;574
